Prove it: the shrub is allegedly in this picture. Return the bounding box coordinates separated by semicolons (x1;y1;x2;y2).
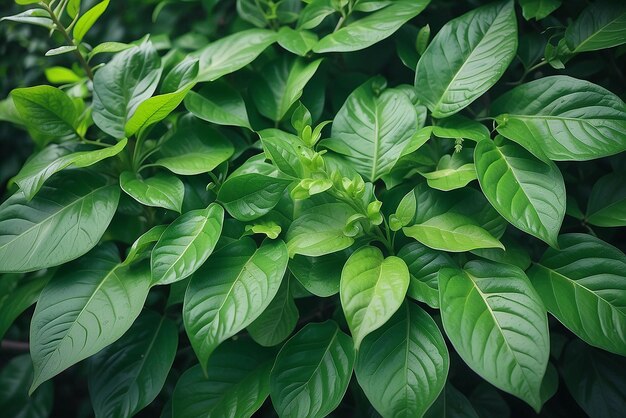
1;0;625;417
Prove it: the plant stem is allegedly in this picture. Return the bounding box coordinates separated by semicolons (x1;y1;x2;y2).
43;3;94;80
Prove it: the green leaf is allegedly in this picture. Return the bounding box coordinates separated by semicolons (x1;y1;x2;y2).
183;238;288;370
67;0;81;19
355;302;449;418
415;0;517;118
286;202;358;257
196;29;277;82
474;136;565;247
0;9;53;30
288;251;347;297
184;82;251;129
247;277;299;347
124;82;195;136
251;55;323;122
155;115;234;175
439;260;549;411
421;149;477;191
11;85;77;138
586;173;626;227
425;384;479;418
13;140;127;200
44;66;81;84
217;158;293;221
492;76;626;161
73;0;109;41
564;1;626;53
0;355;53;418
172;340;274;418
0;273;49;340
314;0;429;53
45;45;77;57
161;58;199;94
519;0;561;20
561;339;626;418
259;128;306;177
122;224;167;265
0;171;119;273
277;27;318;56
30;244;152;392
326;80;418;181
397;242;456;308
88;311;178;418
92;41;162;138
151;203;224;285
527;233;626;356
120;171;184;212
431;115;490;142
297;0;335;30
270;321;355;418
340;246;409;349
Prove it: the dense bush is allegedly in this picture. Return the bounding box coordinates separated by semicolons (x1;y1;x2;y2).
1;0;625;417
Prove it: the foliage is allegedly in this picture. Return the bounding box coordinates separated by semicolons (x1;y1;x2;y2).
1;0;626;417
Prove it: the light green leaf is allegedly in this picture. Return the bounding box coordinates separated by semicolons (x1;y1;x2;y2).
356;302;449;418
251;56;323;122
519;0;561;20
184;82;251;129
277;27;318;56
314;0;429;53
475;136;565;247
92;41;162;138
340;246;409;349
67;0;81;19
0;9;53;29
565;1;626;53
286;202;358;257
492;76;626;160
161;58;199;94
11;85;77;138
88;311;178;418
0;171;119;273
415;0;517;118
247;277;299;347
327;80;418;181
151;203;224;285
183;238;288;370
44;67;81;84
527;233;626;356
155;115;234;175
270;321;355;418
120;171;184;212
172;340;274;418
45;45;77;56
439;260;549;411
13;140;127;200
421;149;477;191
195;29;277;82
586;173;626;227
73;0;109;42
431;115;490;142
0;355;53;418
30;244;152;392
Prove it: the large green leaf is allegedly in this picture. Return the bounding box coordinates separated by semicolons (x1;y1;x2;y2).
88;311;178;418
439;260;549;411
251;55;323;122
561;339;626;418
11;85;77;138
313;0;429;53
172;340;274;418
218;157;294;221
586;173;626;227
73;0;109;42
247;276;299;347
151;203;224;285
195;29;277;82
474;136;565;247
120;171;184;212
564;1;626;53
431;115;491;142
326;80;418;181
29;244;152;392
92;41;162;138
397;242;456;308
13;140;127;200
0;273;49;340
340;246;409;348
184;82;251;129
155;115;234;175
492;76;626;160
421;148;477;192
356;302;449;418
0;171;119;273
270;321;355;418
0;355;53;418
415;0;517;118
183;238;287;370
286;202;358;257
527;233;626;356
